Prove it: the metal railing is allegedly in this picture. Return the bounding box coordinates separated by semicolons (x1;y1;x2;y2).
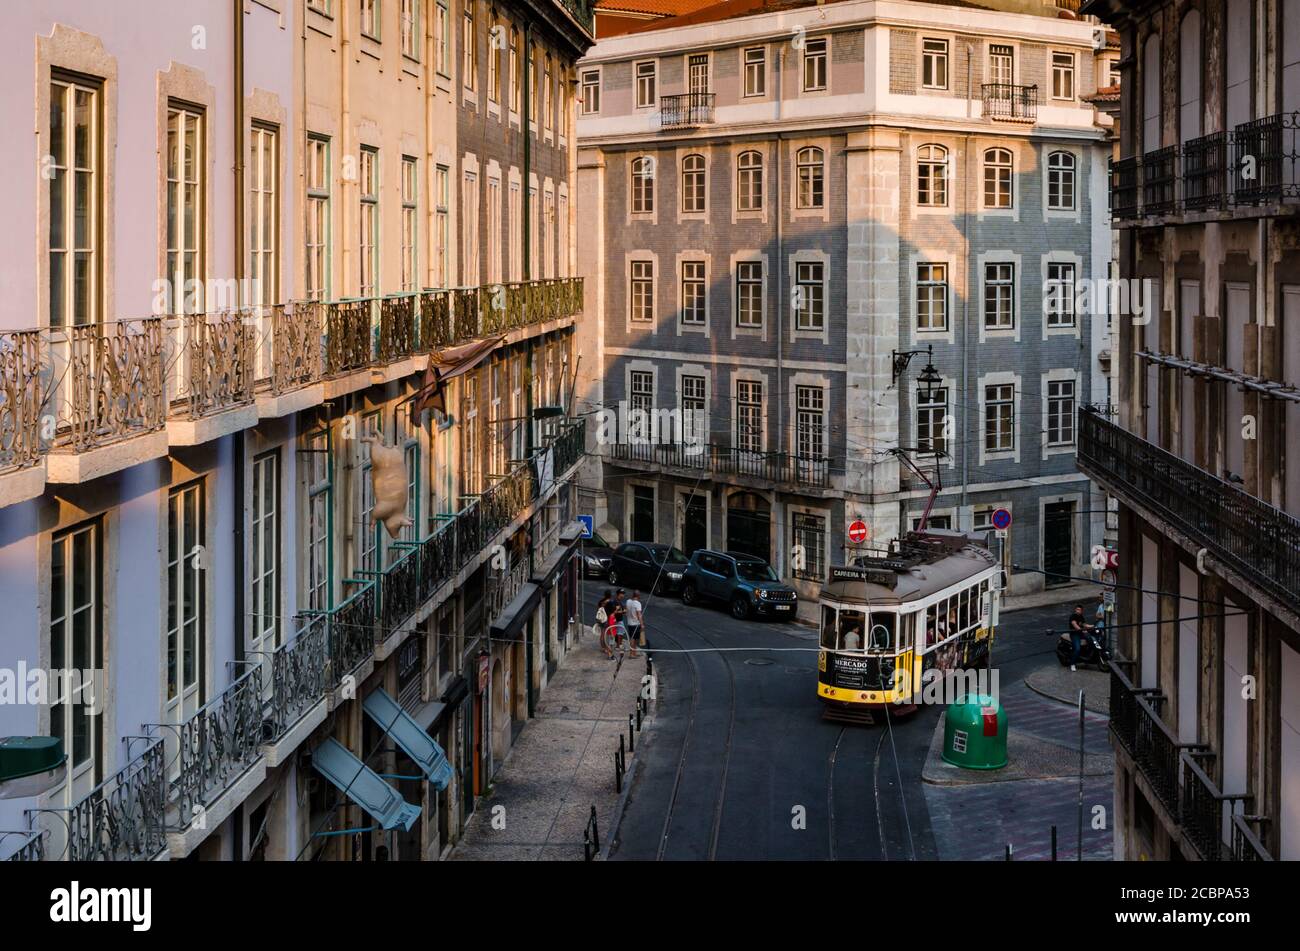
1182;131;1229;210
0;329;43;474
1180;749;1250;862
982;83;1038;122
660;93;716;129
27;737;167;861
1079;407;1300;620
1232;111;1300;204
607;440;833;489
555;0;594;33
1142;146;1179;215
1230;814;1274;861
1;829;47;861
268;615;329;737
1110;156;1139;219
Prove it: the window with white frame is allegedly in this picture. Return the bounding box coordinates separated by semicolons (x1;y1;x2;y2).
795;385;826;458
681;261;706;326
249;124;278;306
984;383;1015;452
803;38;828;91
795;261;825;331
744;47;766;96
989;44;1013;85
306;431;331;613
1047;378;1076;446
984;263;1015;330
635;61;657;109
631;156;654;213
580;67;598;114
544;54;553;130
306;135;330;301
400;405;420;541
736;380;763;451
916;144;948;207
682;154;705;213
463;169;479;284
681;374;707;444
544;190;555;277
359;146;379;296
435;2;450;76
1047;150;1076;210
50;521;101;771
797;147;824;209
251;451;280;653
630;260;653;323
528;41;538;118
983;147;1012;208
462;375;480;493
736;261;763;328
50;74;101;325
510;27;521;112
922;39;949;89
1051;51;1075;100
165;102;204;315
486;176;501;283
435;164;449;286
401;0;419;59
361;0;380;39
167;481;206;712
630;370;654;441
916;263;948;332
488;13;501;101
1046;262;1076;328
463;1;476;90
401;156;418;292
737;150;763;211
358;413;382;572
917;387;948;455
791;512;826;581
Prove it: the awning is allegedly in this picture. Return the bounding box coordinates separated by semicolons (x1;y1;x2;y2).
440;675;470;710
309;738;421;832
489;582;543;642
531;520;586;590
408;698;448;733
362;688;455;791
411;337;505;419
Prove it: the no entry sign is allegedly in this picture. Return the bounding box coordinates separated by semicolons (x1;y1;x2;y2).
847;520;869;544
991;508;1013;531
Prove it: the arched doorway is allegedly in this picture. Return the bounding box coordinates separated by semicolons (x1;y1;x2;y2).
726;492;771;561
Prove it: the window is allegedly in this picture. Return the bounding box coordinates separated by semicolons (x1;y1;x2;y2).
917;387;948;455
737;150;763;211
681;154;705;213
803;38;827;91
358;413;382;572
983;147;1012;208
791;512;826;581
916;263;948;332
544;190;555;277
486;177;501;283
922;38;949;89
435;2;450;76
635;61;657;109
1046;262;1076;328
1108;56;1121;87
167;482;206;715
744;47;766;96
462;169;479;284
681;261;706;326
984;262;1015;330
401;0;419;58
984;384;1015;452
688;54;710;95
251;451;280;654
359;147;379;296
488;13;500;101
528;41;537;119
796;147;824;209
631;156;654;214
361;0;380;39
681;374;707;444
580;68;599;114
1047;150;1076;210
916;144;948;207
736;261;763;328
165;102;204;315
510;28;522;113
1052;51;1075;100
306;136;330;300
1047;379;1076;446
248;125;278;307
630;370;654;441
50;522;101;771
401;156;418;292
544;54;553;131
508;181;521;281
795;261;824;331
989;44;1013;86
463;1;476;90
306;431;331;613
796;385;825;458
50;75;101;327
630;260;653;323
435;164;449;286
736;380;763;451
399;405;420;541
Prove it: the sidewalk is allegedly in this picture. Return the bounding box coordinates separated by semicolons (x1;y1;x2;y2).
449;631;651;861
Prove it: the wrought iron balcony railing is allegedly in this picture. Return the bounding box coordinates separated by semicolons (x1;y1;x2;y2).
1182;131;1229;211
1;828;47;861
0;329;43;474
1106;658;1189;816
26;737;167;861
982;83;1038;122
1180;748;1251;862
1110;156;1139;220
1142;145;1179;215
1230;813;1274;861
660;93;715;130
607;440;833;489
555;0;594;33
1079;407;1300;619
1232;111;1300;205
268;615;329;737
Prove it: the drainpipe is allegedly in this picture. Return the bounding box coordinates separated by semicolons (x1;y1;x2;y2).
233;0;246;669
522;25;536;720
960;131;973;518
774;49;785;576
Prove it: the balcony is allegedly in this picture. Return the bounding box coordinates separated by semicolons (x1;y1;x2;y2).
1078;407;1300;620
660;93;715;130
1141;146;1179;216
1109;156;1139;219
1182;131;1229;211
1107;660;1189;816
982;83;1038;122
607;440;833;490
1231;814;1274;861
1180;749;1252;862
1232;112;1300;205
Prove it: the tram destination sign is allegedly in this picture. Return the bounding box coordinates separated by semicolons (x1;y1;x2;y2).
826;564;897;587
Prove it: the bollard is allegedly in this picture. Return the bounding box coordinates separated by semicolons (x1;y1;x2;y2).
636;703;643;731
614;747;624;794
1005;843;1013;861
628;714;635;752
583;805;600;861
1051;825;1057;861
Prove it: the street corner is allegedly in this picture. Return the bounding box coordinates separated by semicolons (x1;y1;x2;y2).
1024;658;1110;715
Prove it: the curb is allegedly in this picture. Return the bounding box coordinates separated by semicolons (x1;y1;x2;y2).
1024;671;1110;716
597;656;656;861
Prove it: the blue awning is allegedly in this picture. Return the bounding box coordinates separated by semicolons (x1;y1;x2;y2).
362;688;455;791
309;738;421;832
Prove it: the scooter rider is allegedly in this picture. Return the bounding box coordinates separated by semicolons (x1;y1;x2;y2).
1068;604;1094;672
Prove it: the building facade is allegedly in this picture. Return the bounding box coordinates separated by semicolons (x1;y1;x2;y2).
1081;0;1299;861
575;0;1114;600
0;0;593;863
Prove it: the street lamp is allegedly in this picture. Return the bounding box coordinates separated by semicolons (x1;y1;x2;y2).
891;344;940;392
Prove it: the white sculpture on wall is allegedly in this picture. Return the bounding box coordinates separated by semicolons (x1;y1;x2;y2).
362;436;414;539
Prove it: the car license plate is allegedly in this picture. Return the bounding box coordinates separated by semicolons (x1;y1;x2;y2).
775;604;792;611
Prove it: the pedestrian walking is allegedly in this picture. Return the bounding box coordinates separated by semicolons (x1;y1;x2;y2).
624;590;643;658
596;592;613;658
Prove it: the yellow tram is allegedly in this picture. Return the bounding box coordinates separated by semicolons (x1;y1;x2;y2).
817;530;1000;720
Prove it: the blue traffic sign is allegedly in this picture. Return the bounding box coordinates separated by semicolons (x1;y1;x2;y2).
577;514;594;538
991;508;1012;531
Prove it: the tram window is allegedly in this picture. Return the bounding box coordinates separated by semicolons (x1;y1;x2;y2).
926;604;938;647
899;613;915;651
821;606;838;650
946;599;958;636
867;613;895;653
838;609;866;651
959;588;970;630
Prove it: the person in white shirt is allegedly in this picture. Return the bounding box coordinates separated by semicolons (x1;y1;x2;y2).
624;592;643;658
842;627;861;651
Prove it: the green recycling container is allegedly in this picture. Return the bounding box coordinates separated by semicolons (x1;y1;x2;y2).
941;693;1007;769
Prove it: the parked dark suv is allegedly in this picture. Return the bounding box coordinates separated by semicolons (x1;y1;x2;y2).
607;542;690;594
579;531;616;578
681;550;799;620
